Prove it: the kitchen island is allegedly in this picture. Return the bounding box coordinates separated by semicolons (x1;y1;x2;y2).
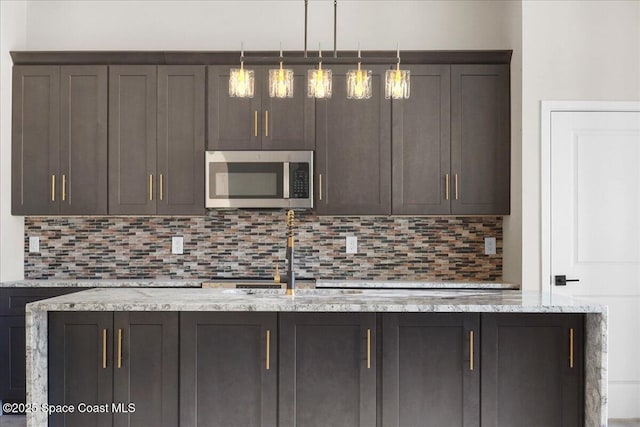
25;288;607;427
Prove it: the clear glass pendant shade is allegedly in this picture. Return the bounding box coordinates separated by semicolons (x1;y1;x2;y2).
229;66;255;98
269;65;294;98
346;67;372;99
307;67;332;99
385;68;410;99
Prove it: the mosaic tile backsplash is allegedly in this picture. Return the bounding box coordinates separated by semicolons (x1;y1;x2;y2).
24;211;503;280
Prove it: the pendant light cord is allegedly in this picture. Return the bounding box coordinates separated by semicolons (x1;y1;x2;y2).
304;0;308;58
333;0;337;58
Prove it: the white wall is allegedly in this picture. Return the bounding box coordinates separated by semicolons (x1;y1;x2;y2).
0;0;521;281
0;0;27;281
521;0;640;290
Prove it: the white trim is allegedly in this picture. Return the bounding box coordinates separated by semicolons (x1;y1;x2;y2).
540;101;640;294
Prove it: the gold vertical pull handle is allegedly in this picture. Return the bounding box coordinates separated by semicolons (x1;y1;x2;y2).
102;329;107;369
149;174;153;201
445;174;450;200
266;329;271;370
51;175;56;201
469;330;474;371
454;174;459;200
265;110;269;137
117;328;123;369
254;111;258;137
159;174;164;201
569;328;574;368
61;174;66;201
319;174;323;201
366;329;371;369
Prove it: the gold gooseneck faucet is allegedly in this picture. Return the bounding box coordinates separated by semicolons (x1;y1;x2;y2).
285;210;296;296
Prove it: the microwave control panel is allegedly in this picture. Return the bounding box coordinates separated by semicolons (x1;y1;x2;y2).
290;163;310;199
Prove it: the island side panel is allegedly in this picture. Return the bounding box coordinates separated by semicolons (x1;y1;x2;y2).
25;306;48;427
585;311;608;427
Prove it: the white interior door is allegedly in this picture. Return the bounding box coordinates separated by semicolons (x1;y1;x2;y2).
549;107;640;418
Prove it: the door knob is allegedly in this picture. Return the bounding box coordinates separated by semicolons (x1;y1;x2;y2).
554;275;580;286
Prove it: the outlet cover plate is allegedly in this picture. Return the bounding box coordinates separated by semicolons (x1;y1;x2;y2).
172;237;184;255
346;236;358;254
29;236;40;253
484;237;496;255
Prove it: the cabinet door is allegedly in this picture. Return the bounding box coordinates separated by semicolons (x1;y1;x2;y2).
180;312;277;427
60;66;108;215
0;316;27;402
261;65;315;150
315;65;391;215
108;65;157;215
11;66;60;215
113;312;179;427
279;313;377;427
157;66;205;215
382;313;479;427
392;65;450;214
451;65;510;214
49;312;113;427
481;314;584;427
208;65;262;150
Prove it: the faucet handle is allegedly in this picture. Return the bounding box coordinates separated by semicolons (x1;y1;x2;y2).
274;261;281;283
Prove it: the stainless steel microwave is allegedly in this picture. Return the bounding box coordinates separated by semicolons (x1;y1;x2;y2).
205;151;313;208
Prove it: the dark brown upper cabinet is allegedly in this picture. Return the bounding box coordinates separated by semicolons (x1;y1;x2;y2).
315;65;391;215
392;64;509;215
109;65;205;215
392;65;451;215
208;65;314;151
12;65;108;215
451;64;510;215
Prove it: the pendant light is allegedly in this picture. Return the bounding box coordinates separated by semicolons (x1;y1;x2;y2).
346;48;372;99
269;45;294;98
385;47;410;99
307;46;332;99
229;43;255;98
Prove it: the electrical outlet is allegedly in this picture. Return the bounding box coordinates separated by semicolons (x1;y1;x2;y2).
172;236;184;255
29;236;40;253
346;236;358;254
484;237;496;255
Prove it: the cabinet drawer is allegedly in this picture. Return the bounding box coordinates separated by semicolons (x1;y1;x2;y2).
0;288;85;315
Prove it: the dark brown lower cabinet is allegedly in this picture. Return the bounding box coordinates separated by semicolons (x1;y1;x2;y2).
179;312;277;427
279;313;377;427
382;313;480;427
481;313;584;427
48;312;178;427
0;288;83;405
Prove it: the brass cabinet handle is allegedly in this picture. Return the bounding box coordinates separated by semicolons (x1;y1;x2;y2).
117;328;123;369
319;174;323;201
266;329;271;370
445;174;450;201
159;174;164;201
265;110;269;137
254;111;258;137
569;328;574;368
454;174;459;200
102;329;107;369
366;329;371;369
149;174;153;201
61;174;66;201
469;330;474;371
51;175;56;201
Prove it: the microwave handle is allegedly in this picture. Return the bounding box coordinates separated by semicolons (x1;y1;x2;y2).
283;162;290;199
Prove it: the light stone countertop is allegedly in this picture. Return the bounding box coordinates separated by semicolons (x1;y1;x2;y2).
26;287;602;313
2;278;518;289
